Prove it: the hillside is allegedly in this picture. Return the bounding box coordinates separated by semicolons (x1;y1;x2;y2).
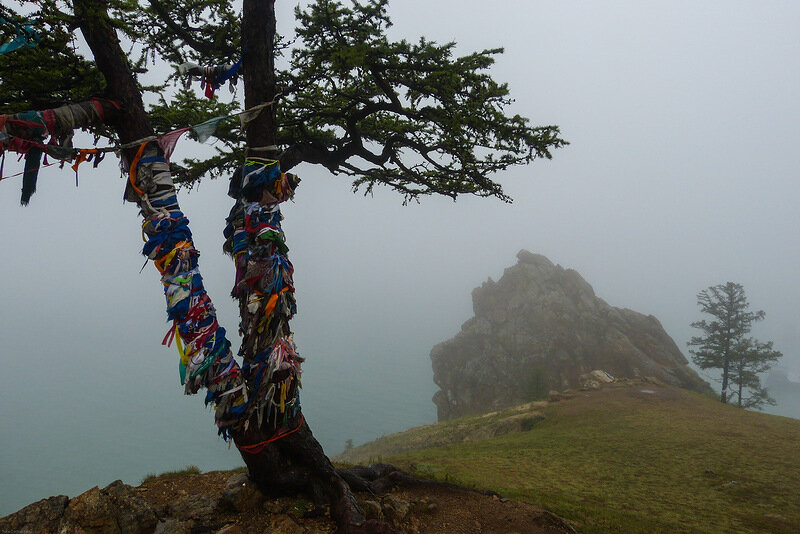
337;380;800;533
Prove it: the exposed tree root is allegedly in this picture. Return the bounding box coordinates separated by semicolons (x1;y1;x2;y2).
337;463;500;498
234;415;507;533
233;418;400;533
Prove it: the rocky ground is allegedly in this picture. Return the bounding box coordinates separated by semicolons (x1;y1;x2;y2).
1;469;576;534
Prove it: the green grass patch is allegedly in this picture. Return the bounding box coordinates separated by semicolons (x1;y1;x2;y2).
346;384;800;534
141;465;202;484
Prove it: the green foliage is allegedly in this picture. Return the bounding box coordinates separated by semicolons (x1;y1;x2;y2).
147;89;243;187
729;336;781;409
117;0;241;66
0;2;105;112
688;282;782;409
3;0;566;202
140;464;201;484
281;0;567;201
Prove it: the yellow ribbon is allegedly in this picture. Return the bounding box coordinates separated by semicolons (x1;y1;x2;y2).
174;323;188;365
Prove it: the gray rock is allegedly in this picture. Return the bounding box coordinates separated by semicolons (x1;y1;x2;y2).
169;494;218;521
63;480;158;534
431;250;712;420
381;495;409;524
360;499;383;521
154;519;189;534
0;482;159;534
0;494;69;534
220;473;264;512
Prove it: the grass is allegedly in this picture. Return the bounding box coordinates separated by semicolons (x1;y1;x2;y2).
141;465;201;484
340;383;800;533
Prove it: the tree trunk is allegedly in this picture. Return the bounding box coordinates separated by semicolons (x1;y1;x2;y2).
721;358;729;404
230;3;390;531
737;361;743;408
74;1;396;532
242;0;277;151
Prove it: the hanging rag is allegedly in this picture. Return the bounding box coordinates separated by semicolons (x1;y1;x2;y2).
158;127;191;161
10;111;49;204
0;17;40;56
193;117;224;143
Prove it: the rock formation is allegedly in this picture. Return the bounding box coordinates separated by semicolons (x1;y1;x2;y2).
431;250;711;420
0;480;157;534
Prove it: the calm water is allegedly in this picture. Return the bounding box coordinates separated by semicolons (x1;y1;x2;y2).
762;383;800;420
0;346;438;516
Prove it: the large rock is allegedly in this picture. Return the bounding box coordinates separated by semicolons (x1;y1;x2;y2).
64;480;158;534
0;481;157;534
220;473;264;512
431;251;711;420
0;495;69;534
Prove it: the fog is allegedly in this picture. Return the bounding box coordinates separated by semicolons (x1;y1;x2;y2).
1;0;798;515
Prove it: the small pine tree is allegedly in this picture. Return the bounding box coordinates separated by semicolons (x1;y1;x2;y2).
688;282;782;409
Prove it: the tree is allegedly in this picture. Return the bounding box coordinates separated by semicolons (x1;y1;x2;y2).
1;1;565;531
688;282;782;409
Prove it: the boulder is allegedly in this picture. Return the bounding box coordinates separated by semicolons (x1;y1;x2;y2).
0;481;157;534
381;495;410;525
169;494;218;521
220;473;264;512
64;480;158;534
431;250;711;420
360;500;383;521
0;495;69;534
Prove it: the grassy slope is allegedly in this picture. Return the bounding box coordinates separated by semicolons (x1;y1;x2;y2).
337;382;800;533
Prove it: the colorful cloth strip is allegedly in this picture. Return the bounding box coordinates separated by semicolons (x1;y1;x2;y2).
0;16;40;56
1;100;276;196
224;157;303;436
0;100;117;203
178;60;242;99
136;147;302;441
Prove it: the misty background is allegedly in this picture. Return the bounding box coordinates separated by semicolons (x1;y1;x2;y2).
1;0;798;516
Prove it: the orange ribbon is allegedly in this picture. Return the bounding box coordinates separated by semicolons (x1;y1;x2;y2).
128;142;148;196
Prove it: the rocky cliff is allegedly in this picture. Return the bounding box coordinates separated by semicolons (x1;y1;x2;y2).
431;250;711;420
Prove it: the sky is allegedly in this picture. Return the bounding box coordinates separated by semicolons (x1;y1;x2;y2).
1;0;799;514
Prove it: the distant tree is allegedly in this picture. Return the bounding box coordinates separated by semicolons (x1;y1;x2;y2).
688;282;782;409
728;337;781;409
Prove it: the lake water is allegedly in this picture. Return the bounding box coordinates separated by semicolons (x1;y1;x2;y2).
0;344;438;517
762;383;800;420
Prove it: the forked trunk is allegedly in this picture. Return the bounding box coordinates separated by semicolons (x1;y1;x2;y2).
73;1;394;531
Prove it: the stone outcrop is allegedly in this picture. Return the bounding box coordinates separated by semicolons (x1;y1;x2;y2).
0;480;157;534
431;250;711;420
0;495;69;534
